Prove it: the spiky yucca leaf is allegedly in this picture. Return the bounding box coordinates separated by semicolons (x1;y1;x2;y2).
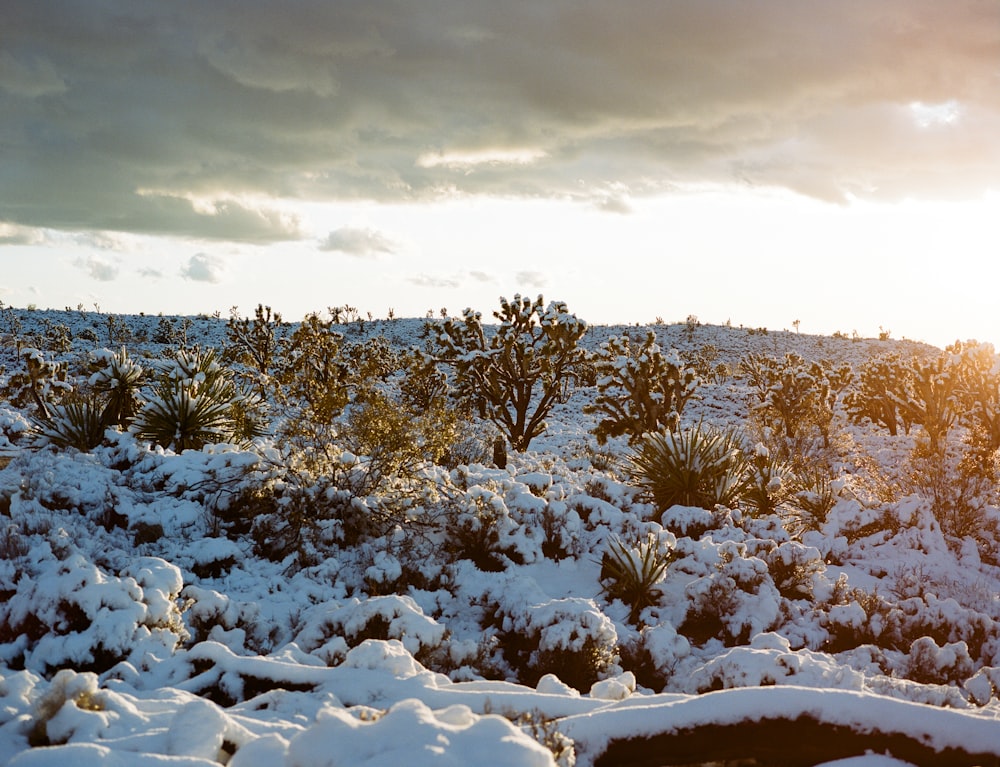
629;423;748;512
599;534;673;623
33;398;106;452
90;347;145;428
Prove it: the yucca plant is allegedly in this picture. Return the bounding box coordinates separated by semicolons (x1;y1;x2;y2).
741;443;792;516
132;348;266;452
32;397;106;452
784;468;838;538
629;423;748;512
90;347;145;428
599;534;674;623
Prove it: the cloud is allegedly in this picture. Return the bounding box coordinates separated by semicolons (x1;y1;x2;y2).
75;255;119;282
319;227;397;256
408;274;462;289
1;0;998;244
0;224;45;245
181;253;225;283
514;271;547;290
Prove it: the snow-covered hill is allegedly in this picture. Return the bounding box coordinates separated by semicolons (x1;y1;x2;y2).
1;307;998;766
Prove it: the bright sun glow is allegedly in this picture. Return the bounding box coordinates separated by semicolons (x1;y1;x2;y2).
909;100;962;128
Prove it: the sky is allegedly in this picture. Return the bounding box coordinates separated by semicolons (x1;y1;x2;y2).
1;0;999;348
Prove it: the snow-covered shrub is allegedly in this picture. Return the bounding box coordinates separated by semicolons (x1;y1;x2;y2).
628;423;747;513
490;595;619;692
759;541;827;600
294;595;446;668
272;310;349;428
0;554;188;674
428;294;587;451
585;331;699;444
599;532;676;623
680;540;780;645
905;636;975;686
740;442;791;517
222;303;284;376
26;669;104;747
345;336;401;381
441;486;524;571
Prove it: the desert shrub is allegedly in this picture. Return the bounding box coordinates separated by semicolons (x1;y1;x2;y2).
629;423;748;512
760;541;826;599
904;438;999;541
782;467;839;538
680;541;780;645
490;595;619;691
294;596;446;667
132;348;265;452
905;636;975;686
342;388;461;484
27;669;105;747
273;311;349;428
441;488;522;571
399;349;450;412
39;319;72;354
586;331;699;444
0;554;188;674
429;294;587;450
222;303;284;375
152;316;181;345
844;352;914;436
599;532;676;623
346;336;401;381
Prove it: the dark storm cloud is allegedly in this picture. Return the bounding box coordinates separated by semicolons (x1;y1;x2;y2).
2;0;997;240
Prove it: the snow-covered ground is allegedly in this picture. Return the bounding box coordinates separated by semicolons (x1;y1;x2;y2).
1;307;999;766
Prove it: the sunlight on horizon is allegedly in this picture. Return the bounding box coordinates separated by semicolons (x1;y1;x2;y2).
2;188;997;352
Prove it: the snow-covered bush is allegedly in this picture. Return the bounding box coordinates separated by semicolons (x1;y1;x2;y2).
222;303;284;376
586;331;699;444
294;595;446;668
0;553;188;674
272;311;349;428
680;540;781;645
429;294;587;451
440;486;524;571
26;669;104;747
